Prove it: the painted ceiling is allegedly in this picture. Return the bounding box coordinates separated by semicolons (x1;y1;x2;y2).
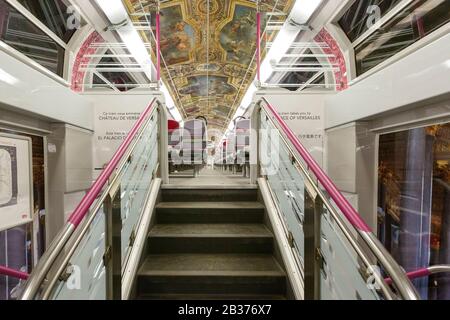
124;0;294;131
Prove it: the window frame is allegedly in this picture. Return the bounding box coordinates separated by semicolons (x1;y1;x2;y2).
0;0;86;85
333;0;450;83
373;116;450;288
349;0;415;48
6;0;68;49
367;110;450;253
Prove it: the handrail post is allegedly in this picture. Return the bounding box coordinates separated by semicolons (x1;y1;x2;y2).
250;103;261;184
104;188;122;300
157;102;169;184
304;184;322;300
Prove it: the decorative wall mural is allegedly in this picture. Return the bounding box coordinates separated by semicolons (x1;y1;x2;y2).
124;0;295;131
71;31;104;92
314;28;348;91
220;5;256;65
159;5;195;65
179;76;235;97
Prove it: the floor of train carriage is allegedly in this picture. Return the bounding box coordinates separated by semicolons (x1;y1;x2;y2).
168;166;252;187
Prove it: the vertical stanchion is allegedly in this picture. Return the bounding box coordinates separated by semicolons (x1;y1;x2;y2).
156;10;161;85
250;104;261;184
304;186;322;300
158;102;170;184
313;196;323;299
256;6;261;86
104;189;122;300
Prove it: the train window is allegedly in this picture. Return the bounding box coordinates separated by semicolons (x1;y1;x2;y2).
339;0;403;42
90;50;139;92
310;73;325;85
278;49;328;91
0;1;65;76
378;123;450;299
354;0;450;75
17;0;85;43
91;72;138;92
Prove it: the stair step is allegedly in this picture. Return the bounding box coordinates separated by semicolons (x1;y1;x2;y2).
137;254;286;296
156;202;265;224
161;188;258;202
148;224;273;254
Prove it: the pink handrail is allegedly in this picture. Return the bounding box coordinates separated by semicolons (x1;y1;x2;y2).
385;268;429;285
262;98;371;232
385;265;450;285
68;98;157;227
0;266;29;280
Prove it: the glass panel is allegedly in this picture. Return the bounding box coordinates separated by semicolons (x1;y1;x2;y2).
50;206;107;300
355;0;450;75
226;134;236;165
320;208;381;300
339;0;403;42
260;113;306;259
181;120;207;165
235;119;250;165
17;0;85;42
260;110;387;300
48;110;160;300
0;1;65;76
378;123;450;300
120;114;158;262
0;224;31;300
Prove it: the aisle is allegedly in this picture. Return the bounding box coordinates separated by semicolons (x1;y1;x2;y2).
167;167;252;188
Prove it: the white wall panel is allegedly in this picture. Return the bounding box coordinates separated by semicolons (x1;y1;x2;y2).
255;91;330;167
325;32;450;129
84;92;163;169
0;50;93;130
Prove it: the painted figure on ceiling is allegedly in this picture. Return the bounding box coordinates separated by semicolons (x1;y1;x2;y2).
220;6;256;65
158;6;194;65
160;21;191;61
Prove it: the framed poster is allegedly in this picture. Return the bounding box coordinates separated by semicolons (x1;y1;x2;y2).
0;133;33;232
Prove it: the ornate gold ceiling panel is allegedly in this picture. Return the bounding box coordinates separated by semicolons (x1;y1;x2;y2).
124;0;294;130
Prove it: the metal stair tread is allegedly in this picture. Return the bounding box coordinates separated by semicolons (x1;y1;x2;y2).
156;202;265;209
148;224;272;237
139;254;285;276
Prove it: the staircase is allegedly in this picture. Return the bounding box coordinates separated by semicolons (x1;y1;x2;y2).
135;187;288;300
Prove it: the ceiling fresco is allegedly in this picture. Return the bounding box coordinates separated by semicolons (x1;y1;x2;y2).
124;0;294;131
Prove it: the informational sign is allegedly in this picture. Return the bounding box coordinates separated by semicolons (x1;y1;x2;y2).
275;105;324;167
93;108;142;169
47;143;57;153
0;133;33;231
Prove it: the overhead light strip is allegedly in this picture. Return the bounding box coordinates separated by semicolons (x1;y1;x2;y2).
96;0;153;80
